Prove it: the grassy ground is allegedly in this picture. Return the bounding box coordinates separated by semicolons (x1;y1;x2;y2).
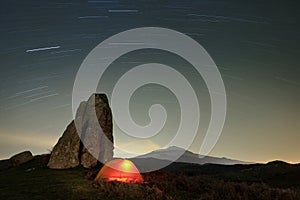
0;155;104;200
0;155;299;200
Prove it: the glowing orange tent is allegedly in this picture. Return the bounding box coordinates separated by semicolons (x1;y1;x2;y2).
95;159;143;183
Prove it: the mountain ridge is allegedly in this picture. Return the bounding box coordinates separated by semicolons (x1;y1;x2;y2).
134;146;251;165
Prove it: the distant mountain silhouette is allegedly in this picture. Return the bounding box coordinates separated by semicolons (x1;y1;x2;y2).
132;146;250;168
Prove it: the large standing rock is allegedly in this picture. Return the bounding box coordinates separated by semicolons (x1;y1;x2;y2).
47;121;81;169
47;93;114;169
80;94;113;168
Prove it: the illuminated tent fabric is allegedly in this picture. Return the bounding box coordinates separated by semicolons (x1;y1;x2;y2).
95;159;143;183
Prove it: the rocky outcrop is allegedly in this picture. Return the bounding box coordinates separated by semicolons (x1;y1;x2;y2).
47;93;114;169
0;151;33;171
10;151;33;167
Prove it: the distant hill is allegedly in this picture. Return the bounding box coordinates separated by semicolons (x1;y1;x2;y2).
130;146;251;172
133;146;250;165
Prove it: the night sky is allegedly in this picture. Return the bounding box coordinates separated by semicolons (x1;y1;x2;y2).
0;0;299;163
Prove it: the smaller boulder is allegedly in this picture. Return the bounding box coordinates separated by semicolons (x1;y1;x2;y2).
10;151;33;167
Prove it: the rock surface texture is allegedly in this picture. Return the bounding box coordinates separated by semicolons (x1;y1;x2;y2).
47;94;114;169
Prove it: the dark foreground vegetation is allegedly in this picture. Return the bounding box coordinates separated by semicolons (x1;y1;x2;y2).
0;154;299;200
